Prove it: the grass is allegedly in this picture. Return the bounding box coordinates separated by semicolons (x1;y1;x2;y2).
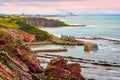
0;17;51;41
0;18;19;29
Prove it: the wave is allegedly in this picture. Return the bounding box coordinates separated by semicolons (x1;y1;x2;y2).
76;36;120;42
70;24;120;28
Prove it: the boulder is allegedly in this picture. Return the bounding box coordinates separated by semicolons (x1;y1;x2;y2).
47;56;68;68
61;35;76;42
45;56;85;80
66;63;85;80
45;67;69;78
84;42;98;52
66;63;81;73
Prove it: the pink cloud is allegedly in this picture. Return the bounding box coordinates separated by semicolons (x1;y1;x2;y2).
0;0;120;14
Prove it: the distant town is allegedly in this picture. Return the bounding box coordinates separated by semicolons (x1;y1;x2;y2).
0;12;120;18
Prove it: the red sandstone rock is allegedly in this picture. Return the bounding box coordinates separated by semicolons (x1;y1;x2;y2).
66;63;85;80
45;56;85;80
18;30;35;42
16;45;43;73
77;41;85;45
1;28;36;42
66;63;81;73
45;67;69;77
0;30;43;80
48;56;68;68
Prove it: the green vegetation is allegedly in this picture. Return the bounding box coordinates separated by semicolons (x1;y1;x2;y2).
0;30;9;62
0;51;10;64
17;21;51;41
20;17;69;27
0;18;19;29
0;30;31;61
0;17;51;41
54;19;69;26
0;30;15;58
0;30;9;40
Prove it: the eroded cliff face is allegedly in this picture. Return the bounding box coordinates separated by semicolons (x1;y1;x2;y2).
1;28;36;42
0;30;43;80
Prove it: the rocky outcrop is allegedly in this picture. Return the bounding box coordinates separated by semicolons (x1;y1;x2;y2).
0;30;86;80
45;56;85;80
0;30;43;80
61;35;76;41
1;28;36;42
84;42;98;52
66;63;84;79
20;17;68;27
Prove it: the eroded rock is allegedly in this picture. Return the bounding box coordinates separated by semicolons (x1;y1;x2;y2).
84;42;98;52
45;56;85;80
1;28;36;42
0;30;43;80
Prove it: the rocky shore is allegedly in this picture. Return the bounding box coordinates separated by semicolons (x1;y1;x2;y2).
26;35;99;52
45;56;85;80
0;28;86;80
37;54;120;67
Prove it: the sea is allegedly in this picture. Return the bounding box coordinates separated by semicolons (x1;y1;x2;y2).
31;16;120;80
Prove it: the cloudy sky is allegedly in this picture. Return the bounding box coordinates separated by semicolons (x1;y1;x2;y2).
0;0;120;14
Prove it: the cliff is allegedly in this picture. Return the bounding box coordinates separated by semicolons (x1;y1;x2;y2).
19;17;69;27
1;28;36;42
0;30;85;80
0;30;43;80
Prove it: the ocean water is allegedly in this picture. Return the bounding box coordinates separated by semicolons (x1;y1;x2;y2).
46;16;120;27
31;16;120;80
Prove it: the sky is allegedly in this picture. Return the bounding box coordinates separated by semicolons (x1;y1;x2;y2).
0;0;120;15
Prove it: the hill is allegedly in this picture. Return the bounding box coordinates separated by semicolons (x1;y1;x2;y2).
19;17;69;27
0;17;51;41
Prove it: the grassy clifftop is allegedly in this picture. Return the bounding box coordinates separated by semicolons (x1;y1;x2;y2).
0;17;51;41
